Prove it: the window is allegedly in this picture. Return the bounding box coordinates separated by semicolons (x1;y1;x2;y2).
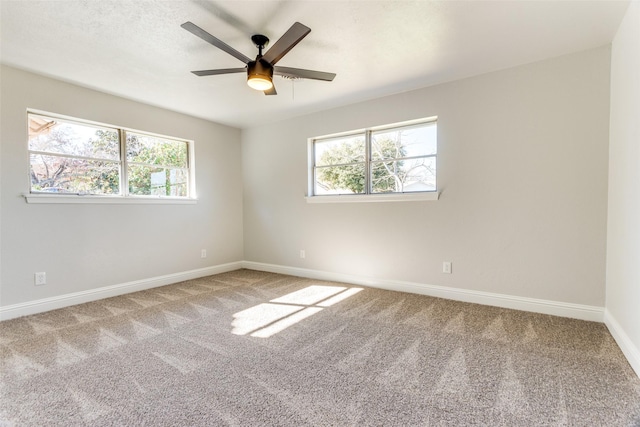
126;132;189;197
310;118;437;199
27;111;193;200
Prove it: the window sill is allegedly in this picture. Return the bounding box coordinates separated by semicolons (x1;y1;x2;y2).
24;194;197;205
305;192;439;203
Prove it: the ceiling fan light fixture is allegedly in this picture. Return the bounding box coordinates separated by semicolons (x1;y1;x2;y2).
247;75;273;91
247;60;274;91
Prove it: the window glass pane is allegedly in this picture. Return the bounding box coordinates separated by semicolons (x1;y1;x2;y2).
314;135;365;166
30;154;120;194
126;132;188;168
27;112;193;199
28;114;119;160
315;164;366;195
128;165;188;197
371;156;436;193
371;123;437;161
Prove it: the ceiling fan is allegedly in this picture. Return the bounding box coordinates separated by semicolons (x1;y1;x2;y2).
181;21;336;95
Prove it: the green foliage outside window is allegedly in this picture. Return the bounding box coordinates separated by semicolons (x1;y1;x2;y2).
127;133;188;197
316;136;405;194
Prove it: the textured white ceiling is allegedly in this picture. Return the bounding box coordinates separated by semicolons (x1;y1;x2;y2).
0;0;629;129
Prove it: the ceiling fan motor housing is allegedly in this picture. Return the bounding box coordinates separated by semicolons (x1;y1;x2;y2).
247;59;274;81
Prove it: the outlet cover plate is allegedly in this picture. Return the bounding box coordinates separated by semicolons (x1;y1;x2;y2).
443;262;452;274
35;272;46;285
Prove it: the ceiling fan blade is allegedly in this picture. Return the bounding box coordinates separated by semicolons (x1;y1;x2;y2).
264;85;277;96
181;21;251;64
191;68;246;77
261;22;311;65
274;66;336;82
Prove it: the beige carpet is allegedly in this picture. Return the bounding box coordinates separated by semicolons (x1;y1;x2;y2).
1;269;639;426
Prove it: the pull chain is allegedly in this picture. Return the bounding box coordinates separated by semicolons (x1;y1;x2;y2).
281;75;301;101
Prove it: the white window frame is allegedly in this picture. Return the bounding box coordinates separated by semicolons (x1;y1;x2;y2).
307;117;439;203
24;109;197;204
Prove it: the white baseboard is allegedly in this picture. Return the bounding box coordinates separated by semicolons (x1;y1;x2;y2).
0;260;605;324
0;262;243;321
241;261;605;322
604;310;640;378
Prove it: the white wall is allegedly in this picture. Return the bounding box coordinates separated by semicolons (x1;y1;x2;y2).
0;66;243;309
242;46;611;309
606;1;640;376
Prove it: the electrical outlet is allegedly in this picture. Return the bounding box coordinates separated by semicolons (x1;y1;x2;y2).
201;249;207;258
442;262;452;274
34;272;46;286
300;250;306;259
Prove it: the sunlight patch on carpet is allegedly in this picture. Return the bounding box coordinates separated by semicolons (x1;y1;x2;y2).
232;285;363;338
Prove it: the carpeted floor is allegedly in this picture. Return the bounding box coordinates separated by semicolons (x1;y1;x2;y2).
1;269;639;426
